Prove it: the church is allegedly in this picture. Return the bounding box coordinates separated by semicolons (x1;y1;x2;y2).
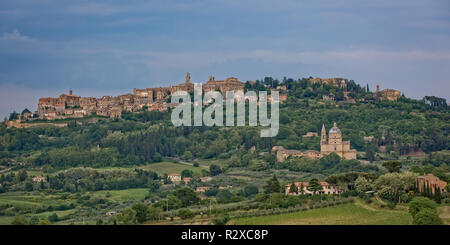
320;122;357;160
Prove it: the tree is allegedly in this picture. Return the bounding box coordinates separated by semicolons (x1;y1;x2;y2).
365;143;376;162
132;203;149;223
216;189;234;204
181;169;194;179
148;206;163;221
115;208;136;225
48;213;59;223
205;188;219;197
435;187;441;204
174;187;199;207
9;111;19;121
242;185;259;197
413;209;444;225
212;213;230;225
263;175;281;194
25;181;33;192
209;164;222;176
408;197;437;218
355;176;372;193
178;208;195;219
382;161;402;173
374;172;418;203
307;179;322;194
182;151;193;160
17;169;27;182
289;182;298;194
148;180;160;193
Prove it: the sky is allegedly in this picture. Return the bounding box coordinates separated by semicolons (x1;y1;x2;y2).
0;0;449;119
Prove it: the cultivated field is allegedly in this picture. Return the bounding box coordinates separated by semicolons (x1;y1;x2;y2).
230;201;413;225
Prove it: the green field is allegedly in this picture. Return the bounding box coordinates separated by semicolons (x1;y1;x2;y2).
0;192;70;209
138;161;206;175
231;202;413;225
94;188;149;203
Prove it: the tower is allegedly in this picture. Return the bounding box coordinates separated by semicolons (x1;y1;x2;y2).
321;124;327;143
185;72;191;83
320;124;327;152
328;122;342;145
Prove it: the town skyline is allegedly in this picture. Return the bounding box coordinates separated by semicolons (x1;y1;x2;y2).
1;0;450;118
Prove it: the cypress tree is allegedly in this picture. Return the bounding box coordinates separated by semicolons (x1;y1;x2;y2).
435;187;441;204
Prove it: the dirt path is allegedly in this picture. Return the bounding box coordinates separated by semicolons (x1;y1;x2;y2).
354;198;378;211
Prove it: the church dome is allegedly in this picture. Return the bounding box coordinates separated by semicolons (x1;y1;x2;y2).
329;122;341;134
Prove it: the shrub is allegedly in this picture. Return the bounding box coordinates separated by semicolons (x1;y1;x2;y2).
413;209;444;225
212;213;230;225
408;197;437;218
204;188;219;197
178;208;195;219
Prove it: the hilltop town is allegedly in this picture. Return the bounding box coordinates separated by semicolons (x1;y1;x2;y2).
5;75;401;127
35;73;246;120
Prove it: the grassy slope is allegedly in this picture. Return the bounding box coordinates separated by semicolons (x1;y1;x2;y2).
231;201;413;225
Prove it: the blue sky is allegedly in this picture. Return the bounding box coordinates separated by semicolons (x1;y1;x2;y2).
0;0;449;118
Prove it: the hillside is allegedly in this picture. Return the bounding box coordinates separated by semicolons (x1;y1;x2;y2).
0;77;448;225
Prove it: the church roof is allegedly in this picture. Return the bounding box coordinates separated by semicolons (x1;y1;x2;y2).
329;122;341;134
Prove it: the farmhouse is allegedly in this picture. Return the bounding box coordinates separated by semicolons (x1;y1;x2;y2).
32;176;46;183
285;182;342;195
168;173;182;183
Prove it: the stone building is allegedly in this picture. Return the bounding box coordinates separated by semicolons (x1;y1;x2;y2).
273;146;322;162
320;123;357;160
417;173;447;194
375;85;401;101
37;90;81;119
285;181;342;195
303;132;319;138
203;76;245;94
171;72;195;93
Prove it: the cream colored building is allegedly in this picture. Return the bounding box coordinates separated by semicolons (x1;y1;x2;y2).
320;123;357;160
168;173;182;183
285;182;342;195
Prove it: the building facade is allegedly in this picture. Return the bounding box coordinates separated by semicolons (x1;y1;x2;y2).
285;181;342;195
320;123;357;160
417;174;447;194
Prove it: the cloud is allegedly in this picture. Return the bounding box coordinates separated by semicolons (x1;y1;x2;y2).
0;29;31;41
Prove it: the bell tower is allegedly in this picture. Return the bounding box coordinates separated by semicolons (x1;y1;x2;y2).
320;124;327;146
